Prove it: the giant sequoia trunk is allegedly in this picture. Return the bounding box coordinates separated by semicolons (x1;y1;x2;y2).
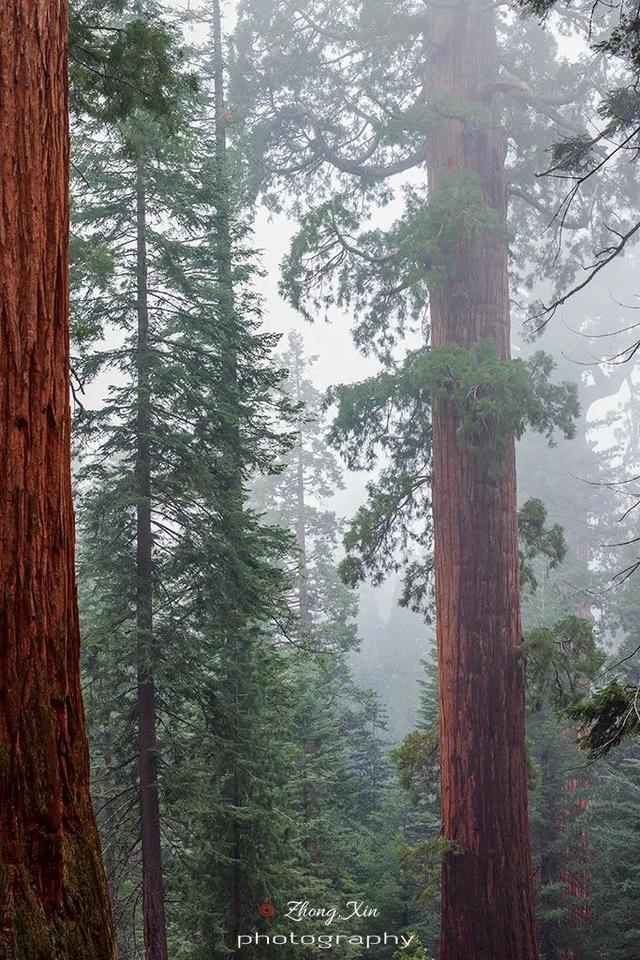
0;3;115;957
135;163;169;960
425;2;539;958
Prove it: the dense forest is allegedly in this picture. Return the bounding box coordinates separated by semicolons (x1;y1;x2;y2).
1;0;640;959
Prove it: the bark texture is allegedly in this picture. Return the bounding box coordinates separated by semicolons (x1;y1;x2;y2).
426;2;539;957
0;2;115;957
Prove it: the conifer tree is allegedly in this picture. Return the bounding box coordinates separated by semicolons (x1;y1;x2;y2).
580;739;640;959
253;331;394;907
516;278;640;758
179;8;308;954
518;0;640;320
231;3;630;953
73;9;201;956
71;2;296;955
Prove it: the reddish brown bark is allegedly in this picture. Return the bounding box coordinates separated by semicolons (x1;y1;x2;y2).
557;769;591;959
426;2;539;958
0;2;115;957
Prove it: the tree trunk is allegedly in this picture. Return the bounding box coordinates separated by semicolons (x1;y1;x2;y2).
211;0;248;944
0;3;115;957
425;2;539;958
294;357;311;627
135;162;168;960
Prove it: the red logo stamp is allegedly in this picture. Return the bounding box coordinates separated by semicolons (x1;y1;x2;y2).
259;902;275;918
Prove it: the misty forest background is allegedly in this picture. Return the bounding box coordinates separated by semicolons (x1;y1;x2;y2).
38;0;640;956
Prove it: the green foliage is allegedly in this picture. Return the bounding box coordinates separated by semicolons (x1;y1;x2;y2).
326;346;432;610
72;4;306;954
405;172;505;276
548;133;596;174
595;13;640;73
280;174;505;360
392;730;439;810
71;2;197;128
388;656;441;941
518;497;566;592
328;343;576;615
581;750;640;960
234;333;408;953
568;678;640;759
523;616;605;710
527;704;591;960
393;934;434;960
598;84;640;137
401;838;465;907
419;340;578;469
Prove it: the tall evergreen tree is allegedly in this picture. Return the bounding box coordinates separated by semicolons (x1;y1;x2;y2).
253;331;394;901
71;2;296;955
254;331;354;646
580;741;640;959
73;9;200;956
179;7;307;954
231;3;598;953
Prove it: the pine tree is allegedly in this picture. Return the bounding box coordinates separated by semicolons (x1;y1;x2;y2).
522;617;603;959
252;332;395;905
581;742;640;960
253;331;355;646
73;8;202;956
0;2;115;957
392;654;445;955
180;8;311;954
72;2;296;955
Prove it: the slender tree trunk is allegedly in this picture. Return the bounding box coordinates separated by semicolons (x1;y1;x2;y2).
0;3;115;957
212;0;234;298
425;2;538;957
211;0;248;944
135;162;168;960
232;765;243;946
294;357;311;627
